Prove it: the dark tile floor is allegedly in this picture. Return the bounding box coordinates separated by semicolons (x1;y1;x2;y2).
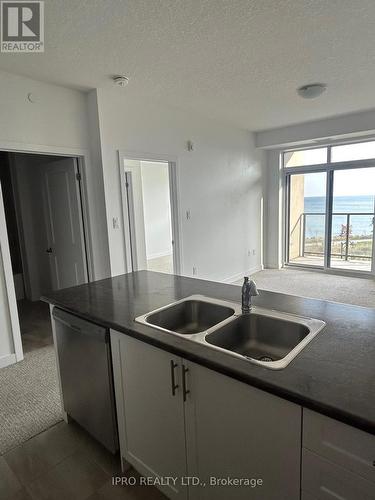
1;301;166;499
17;300;53;353
0;420;166;500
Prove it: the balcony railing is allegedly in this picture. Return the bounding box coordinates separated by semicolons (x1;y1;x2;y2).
291;212;374;261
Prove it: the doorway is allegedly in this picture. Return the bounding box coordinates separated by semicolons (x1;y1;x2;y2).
120;155;180;274
0;151;89;354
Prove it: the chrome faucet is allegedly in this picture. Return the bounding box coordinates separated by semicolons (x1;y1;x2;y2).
241;277;259;313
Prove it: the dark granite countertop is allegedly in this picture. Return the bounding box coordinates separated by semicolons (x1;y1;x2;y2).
43;271;375;436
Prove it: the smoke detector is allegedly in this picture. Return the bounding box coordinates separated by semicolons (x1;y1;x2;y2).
297;83;326;99
113;75;129;87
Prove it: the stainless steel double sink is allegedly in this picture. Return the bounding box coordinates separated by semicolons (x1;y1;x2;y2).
135;295;325;370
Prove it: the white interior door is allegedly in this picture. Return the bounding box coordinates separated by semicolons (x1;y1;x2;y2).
42;158;88;290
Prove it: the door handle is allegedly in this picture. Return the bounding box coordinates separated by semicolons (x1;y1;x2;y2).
182;365;190;402
170;360;179;396
46;247;53;254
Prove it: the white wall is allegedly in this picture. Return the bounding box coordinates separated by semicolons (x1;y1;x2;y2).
0;71;110;367
85;90;111;279
96;89;265;282
0;70;110;281
0;70;89;150
141;162;172;260
263;150;283;269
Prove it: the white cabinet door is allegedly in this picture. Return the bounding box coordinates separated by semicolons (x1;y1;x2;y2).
115;333;187;499
302;448;375;500
303;409;375;483
184;361;301;500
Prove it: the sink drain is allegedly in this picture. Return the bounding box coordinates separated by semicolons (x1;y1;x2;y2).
258;356;274;362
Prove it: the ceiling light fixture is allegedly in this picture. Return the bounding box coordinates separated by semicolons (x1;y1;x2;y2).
113;75;129;87
297;83;327;99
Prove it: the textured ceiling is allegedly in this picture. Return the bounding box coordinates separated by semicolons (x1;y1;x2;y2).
1;0;375;130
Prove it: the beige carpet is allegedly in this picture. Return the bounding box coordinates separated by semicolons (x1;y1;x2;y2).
0;345;63;455
239;268;375;308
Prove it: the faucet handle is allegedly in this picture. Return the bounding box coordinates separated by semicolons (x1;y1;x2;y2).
249;279;259;296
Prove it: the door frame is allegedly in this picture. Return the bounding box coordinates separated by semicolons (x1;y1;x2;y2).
118;150;182;275
283;156;375;277
0;185;23;364
0;141;94;364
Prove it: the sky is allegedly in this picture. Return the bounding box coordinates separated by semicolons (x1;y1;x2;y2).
304;168;375;197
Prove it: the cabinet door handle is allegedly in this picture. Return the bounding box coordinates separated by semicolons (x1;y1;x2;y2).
182;365;190;402
170;360;179;396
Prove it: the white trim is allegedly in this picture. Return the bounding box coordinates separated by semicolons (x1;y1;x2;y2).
0;353;17;369
72;158;89;283
0;186;23;363
168;160;183;275
2;144;95;284
74;156;95;282
118;150;178;163
0;141;91;158
0;141;95;367
119;166;135;273
118;151;182;275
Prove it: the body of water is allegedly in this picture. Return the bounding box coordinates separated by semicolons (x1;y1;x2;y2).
304;195;374;238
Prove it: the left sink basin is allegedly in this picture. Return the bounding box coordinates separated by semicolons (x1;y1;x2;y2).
135;295;240;335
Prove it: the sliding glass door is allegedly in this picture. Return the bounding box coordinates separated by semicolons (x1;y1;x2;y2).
330;167;375;271
284;141;375;275
287;172;327;267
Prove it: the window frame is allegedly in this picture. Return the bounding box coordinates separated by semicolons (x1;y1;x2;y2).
283;142;375;276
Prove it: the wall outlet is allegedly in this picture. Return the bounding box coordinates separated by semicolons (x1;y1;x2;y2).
186;210;191;220
252;249;256;255
112;217;120;229
192;266;197;276
247;250;251;257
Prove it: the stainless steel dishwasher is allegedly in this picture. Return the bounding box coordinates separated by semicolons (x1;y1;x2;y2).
53;307;119;453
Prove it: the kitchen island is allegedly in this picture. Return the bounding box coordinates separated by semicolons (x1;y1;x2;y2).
43;270;375;500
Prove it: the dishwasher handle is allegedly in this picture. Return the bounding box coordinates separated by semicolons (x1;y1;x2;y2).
52;308;108;343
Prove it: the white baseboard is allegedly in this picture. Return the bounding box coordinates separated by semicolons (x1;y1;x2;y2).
0;353;17;369
221;265;262;285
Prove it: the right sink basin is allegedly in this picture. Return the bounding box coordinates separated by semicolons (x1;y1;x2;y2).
205;308;325;370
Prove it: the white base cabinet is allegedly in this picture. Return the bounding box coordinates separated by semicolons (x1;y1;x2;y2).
302;409;375;500
111;331;301;499
111;331;187;499
184;359;301;500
